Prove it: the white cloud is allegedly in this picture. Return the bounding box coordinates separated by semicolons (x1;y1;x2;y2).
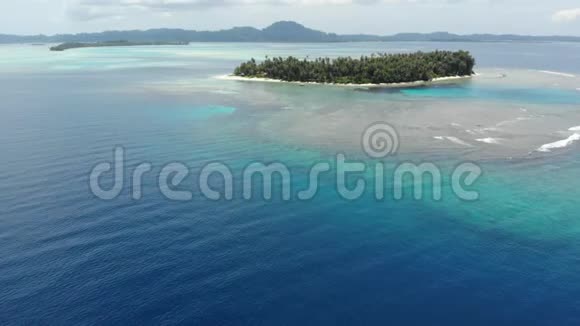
552;8;580;22
64;0;420;20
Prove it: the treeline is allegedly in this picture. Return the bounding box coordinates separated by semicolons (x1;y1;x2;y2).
233;51;475;84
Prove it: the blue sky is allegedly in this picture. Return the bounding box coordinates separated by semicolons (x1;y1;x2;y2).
1;0;580;35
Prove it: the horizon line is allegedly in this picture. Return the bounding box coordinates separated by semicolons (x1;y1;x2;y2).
2;21;580;39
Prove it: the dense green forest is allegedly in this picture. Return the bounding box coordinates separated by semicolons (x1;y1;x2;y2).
233;50;475;84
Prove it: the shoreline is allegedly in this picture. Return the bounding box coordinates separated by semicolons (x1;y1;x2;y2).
49;41;190;52
216;74;474;88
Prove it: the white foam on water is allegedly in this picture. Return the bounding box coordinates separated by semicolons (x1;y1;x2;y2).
476;138;502;144
537;133;580;152
447;137;473;147
496;117;531;127
537;70;576;78
466;128;490;135
433;136;473;147
569;126;580;131
210;89;239;95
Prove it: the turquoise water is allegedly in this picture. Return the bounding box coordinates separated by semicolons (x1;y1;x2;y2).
187;105;237;119
401;85;580;104
1;43;580;325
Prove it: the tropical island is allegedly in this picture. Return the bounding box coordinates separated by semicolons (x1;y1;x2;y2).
232;50;475;85
49;40;189;51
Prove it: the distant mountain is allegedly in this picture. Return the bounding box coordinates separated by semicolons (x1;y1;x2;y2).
261;21;339;42
2;21;579;44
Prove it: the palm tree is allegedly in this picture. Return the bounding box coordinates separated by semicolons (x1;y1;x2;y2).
233;51;475;84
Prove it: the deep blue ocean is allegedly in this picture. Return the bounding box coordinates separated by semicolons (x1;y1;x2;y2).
1;42;580;325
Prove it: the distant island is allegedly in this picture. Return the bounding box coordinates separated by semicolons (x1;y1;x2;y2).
2;21;580;44
232;51;475;85
49;40;189;51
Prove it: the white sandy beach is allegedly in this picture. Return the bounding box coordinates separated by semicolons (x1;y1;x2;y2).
216;74;474;88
